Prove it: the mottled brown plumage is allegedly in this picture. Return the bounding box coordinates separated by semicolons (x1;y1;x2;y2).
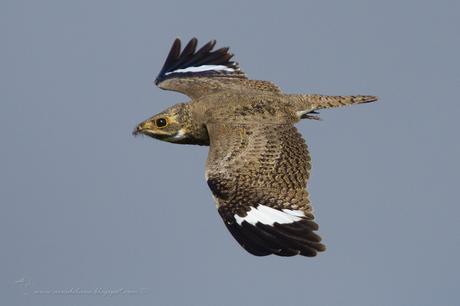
134;38;378;257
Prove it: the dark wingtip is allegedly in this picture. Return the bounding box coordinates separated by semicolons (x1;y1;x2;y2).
223;217;326;257
155;37;244;85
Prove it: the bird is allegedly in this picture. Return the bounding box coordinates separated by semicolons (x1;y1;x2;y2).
133;37;377;257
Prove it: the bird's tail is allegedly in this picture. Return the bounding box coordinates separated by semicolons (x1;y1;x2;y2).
288;94;378;119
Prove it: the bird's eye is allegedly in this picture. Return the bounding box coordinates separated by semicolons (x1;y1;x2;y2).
156;118;168;128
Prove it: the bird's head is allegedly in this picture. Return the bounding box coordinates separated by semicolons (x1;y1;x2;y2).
133;103;191;143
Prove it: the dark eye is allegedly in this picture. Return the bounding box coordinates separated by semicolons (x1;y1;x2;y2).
156;118;168;128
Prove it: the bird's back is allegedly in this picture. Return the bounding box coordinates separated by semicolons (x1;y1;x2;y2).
194;89;297;125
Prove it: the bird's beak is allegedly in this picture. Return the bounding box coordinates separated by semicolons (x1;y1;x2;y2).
132;121;154;136
132;125;141;136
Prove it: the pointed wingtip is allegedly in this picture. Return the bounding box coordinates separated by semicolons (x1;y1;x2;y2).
155;37;245;85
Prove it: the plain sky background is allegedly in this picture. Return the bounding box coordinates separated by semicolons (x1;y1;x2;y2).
1;0;459;305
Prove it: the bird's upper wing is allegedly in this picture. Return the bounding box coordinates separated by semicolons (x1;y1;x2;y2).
155;38;281;99
205;122;325;257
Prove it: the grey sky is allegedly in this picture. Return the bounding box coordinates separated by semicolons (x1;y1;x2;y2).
1;0;459;305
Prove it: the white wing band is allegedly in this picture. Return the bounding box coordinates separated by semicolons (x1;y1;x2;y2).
234;205;304;226
164;65;235;75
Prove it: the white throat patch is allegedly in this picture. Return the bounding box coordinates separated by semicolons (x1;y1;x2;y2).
174;128;186;140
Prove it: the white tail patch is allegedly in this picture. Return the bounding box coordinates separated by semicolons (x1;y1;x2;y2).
234;205;304;226
165;65;235;75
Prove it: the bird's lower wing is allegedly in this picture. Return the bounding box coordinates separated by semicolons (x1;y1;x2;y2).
205;123;325;257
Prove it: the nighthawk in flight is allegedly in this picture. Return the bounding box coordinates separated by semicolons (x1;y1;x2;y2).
133;38;377;257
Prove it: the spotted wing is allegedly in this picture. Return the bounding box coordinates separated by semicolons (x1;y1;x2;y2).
205;123;325;257
155;38;281;99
